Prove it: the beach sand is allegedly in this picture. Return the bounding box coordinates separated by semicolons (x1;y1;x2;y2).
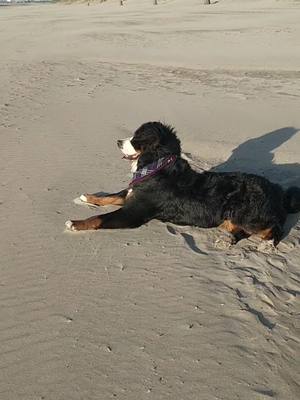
0;0;300;399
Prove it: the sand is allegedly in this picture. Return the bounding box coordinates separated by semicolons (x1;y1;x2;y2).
0;0;300;399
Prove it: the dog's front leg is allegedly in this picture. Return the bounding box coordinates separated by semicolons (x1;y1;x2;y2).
79;189;129;207
65;206;147;231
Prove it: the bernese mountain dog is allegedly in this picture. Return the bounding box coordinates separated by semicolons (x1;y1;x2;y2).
65;122;300;245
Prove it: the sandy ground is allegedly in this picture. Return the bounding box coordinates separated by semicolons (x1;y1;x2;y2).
1;0;300;399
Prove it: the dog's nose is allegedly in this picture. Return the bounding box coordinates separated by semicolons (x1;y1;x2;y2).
117;140;123;149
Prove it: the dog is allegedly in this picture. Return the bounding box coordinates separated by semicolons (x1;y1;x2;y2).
65;121;300;245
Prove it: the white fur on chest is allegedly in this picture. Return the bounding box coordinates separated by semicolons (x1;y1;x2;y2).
131;160;138;173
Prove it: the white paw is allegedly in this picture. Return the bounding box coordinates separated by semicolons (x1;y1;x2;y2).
65;220;75;231
73;195;97;209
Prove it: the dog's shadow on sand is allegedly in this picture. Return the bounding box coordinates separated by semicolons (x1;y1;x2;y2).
211;127;300;239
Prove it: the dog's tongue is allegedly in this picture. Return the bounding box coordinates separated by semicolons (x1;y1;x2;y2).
122;155;138;161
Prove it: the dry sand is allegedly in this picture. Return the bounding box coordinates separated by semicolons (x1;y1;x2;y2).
1;0;300;399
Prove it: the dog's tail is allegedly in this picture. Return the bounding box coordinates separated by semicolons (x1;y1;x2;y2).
284;186;300;213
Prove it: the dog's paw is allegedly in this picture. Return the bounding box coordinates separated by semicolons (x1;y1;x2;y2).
73;194;98;208
80;194;88;202
65;220;76;231
79;194;96;204
65;218;100;231
73;195;88;205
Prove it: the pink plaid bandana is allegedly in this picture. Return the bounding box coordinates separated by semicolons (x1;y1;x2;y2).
129;155;177;186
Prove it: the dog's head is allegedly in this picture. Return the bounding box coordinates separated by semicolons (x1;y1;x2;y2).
117;122;181;171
